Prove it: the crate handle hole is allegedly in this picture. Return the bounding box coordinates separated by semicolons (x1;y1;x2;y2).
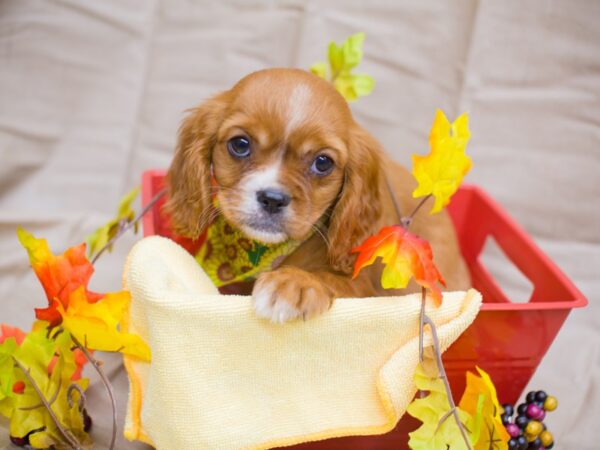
479;236;534;304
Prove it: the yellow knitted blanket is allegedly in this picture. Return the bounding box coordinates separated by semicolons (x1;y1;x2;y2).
122;236;481;450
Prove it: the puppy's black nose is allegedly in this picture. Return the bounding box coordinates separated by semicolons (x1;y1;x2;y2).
257;189;290;214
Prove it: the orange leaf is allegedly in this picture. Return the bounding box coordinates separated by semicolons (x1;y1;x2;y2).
352;225;446;305
16;228;150;360
17;228;102;327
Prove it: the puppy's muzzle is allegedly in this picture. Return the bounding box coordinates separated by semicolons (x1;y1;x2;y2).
256;189;290;214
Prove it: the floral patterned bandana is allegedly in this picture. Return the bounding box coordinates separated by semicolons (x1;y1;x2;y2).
194;214;303;288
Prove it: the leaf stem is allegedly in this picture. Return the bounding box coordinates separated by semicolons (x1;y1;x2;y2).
421;305;473;450
12;357;82;449
401;194;433;228
91;188;166;264
71;335;117;450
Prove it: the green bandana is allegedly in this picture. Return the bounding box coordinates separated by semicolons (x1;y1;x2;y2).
194;214;302;288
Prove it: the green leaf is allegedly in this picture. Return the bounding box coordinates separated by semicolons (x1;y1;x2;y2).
340;32;365;70
334;73;375;102
86;185;140;258
0;338;19;401
309;62;327;79
407;358;475;450
309;32;375;102
327;41;344;75
351;73;375;96
7;329;91;447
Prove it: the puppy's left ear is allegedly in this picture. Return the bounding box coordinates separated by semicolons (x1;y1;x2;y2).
327;125;383;274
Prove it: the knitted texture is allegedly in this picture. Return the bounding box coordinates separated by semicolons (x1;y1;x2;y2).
122;236;481;450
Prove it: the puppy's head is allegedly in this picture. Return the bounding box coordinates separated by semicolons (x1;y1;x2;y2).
166;68;382;273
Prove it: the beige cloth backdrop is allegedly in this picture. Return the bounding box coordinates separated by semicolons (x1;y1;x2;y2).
1;1;599;449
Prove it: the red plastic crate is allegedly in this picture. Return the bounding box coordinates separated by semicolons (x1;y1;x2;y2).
141;170;586;449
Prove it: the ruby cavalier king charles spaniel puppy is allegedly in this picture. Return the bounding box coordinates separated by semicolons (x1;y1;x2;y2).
165;68;470;323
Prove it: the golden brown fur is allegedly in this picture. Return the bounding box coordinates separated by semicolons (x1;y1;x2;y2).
166;68;470;322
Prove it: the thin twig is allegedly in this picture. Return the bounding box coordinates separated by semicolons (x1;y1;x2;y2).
67;383;88;412
400;194;433;228
91;188;166;264
19;376;61;411
423;313;473;450
434;408;454;434
408;194;432;220
418;288;427;399
71;335;117;450
12;357;82;450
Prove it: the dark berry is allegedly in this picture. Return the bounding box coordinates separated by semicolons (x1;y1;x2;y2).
528;437;542;449
83;408;93;432
502;413;512;425
546;442;554;449
517;402;529;415
10;435;29;447
535;401;545;409
526;403;543;419
506;423;521;438
516;435;529;450
503;403;515;417
535;390;547;402
508;438;519;449
516;414;530;429
526;391;537;403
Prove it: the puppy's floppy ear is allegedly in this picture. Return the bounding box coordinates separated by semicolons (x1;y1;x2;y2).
327;125;383;274
164;93;229;238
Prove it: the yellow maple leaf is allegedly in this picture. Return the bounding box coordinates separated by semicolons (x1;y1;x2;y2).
459;366;510;449
412;110;472;213
407;357;475;449
53;287;150;361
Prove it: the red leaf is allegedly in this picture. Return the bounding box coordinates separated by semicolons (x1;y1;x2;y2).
352;225;446;306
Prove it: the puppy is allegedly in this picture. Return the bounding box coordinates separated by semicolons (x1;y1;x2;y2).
165;68;470;323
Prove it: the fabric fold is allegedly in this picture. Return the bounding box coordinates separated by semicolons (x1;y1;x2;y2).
122;236;481;450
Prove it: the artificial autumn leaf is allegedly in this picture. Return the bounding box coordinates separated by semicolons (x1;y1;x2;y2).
351;225;446;305
407;357;475;449
459;367;510;449
310;32;375;102
0;327;56;420
17;227;102;327
0;326;92;447
10;349;90;448
0;324;26;345
40;324;88;381
51;287;151;360
86;186;140;259
412;110;472;213
17;228;151;360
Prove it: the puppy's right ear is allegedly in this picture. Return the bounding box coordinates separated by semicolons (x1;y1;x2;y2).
165;93;229;238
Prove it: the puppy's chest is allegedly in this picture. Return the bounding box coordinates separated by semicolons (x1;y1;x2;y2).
194;215;302;288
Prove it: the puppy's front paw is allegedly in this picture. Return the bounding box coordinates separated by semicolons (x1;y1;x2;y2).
252;267;334;323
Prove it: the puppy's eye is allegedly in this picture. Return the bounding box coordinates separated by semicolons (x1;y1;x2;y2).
310;154;334;176
227;136;251;158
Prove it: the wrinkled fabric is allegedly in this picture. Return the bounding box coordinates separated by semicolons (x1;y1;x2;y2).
122;236;481;449
0;1;599;449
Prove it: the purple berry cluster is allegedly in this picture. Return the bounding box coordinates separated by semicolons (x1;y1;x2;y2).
502;390;558;450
